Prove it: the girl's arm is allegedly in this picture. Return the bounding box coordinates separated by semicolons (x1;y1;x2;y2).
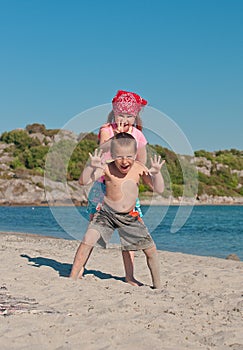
133;128;147;164
99;125;113;153
99;124;112;145
136;145;147;164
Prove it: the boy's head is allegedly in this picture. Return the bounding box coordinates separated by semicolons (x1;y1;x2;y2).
110;133;137;174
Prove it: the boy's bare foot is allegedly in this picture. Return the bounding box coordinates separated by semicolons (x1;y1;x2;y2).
77;267;84;279
125;277;143;287
69;267;84;280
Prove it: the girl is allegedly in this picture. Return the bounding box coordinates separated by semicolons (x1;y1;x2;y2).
99;90;147;165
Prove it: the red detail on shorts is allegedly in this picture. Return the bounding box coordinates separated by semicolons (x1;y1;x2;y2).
129;209;142;221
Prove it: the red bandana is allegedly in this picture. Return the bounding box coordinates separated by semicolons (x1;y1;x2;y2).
112;90;147;117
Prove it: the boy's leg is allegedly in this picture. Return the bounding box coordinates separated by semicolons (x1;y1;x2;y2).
69;229;100;280
143;245;161;289
122;250;134;281
122;250;143;286
69;243;93;280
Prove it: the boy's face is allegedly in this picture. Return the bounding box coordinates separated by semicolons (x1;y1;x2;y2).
114;113;136;132
112;144;136;174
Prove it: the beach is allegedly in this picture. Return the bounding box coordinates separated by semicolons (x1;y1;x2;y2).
0;232;243;350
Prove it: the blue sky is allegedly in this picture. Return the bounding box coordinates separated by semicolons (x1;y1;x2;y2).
0;0;242;152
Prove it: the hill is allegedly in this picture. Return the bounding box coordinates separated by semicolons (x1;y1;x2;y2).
0;123;242;206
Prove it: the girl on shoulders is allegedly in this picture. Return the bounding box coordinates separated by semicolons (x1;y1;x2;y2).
97;90;149;286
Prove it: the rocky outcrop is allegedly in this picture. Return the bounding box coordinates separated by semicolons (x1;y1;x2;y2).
191;156;212;176
0;175;89;206
226;254;240;261
1;176;243;206
195;194;243;205
0;129;89;206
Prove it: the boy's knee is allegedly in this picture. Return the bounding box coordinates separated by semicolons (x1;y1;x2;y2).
143;245;157;257
82;229;100;246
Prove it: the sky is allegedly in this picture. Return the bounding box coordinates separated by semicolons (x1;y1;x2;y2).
0;0;242;152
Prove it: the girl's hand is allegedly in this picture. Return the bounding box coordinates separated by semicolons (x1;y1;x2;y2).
114;120;133;134
89;149;104;169
114;120;125;133
149;155;165;175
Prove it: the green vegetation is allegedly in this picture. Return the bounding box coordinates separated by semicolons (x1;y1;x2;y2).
0;125;98;179
148;145;198;198
0;124;242;198
26;123;60;137
195;149;243;170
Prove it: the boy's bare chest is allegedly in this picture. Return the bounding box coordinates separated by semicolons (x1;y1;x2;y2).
105;162;145;189
106;171;140;187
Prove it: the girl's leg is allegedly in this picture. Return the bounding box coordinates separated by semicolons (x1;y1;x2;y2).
122;250;143;286
143;245;161;289
69;229;100;280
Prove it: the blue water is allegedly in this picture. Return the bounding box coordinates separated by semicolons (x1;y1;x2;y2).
0;205;242;260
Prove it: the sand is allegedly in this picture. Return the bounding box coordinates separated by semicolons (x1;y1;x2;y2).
0;231;242;350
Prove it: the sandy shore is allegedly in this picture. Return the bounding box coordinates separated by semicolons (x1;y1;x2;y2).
0;232;242;350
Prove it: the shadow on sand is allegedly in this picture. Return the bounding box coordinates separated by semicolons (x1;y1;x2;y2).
20;254;125;282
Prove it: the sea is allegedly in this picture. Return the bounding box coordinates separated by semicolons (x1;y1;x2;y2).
0;205;242;260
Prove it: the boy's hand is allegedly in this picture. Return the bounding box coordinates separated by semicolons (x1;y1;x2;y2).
89;149;104;169
149;155;165;175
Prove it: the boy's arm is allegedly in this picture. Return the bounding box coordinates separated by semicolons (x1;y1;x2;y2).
142;155;165;194
79;149;105;185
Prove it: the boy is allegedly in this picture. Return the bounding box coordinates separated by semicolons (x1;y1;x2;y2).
70;133;165;288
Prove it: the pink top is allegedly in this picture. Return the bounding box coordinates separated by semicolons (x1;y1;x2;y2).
99;123;147;149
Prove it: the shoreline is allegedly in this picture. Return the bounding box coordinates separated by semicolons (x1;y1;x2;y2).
1;231;242;349
0;230;241;261
0;200;243;207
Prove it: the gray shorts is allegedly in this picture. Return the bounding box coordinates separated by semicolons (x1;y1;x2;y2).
86;203;154;251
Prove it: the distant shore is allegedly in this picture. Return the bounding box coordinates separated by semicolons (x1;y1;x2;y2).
1;195;243;207
140;195;243;206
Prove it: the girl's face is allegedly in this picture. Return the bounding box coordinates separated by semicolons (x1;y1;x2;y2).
114;113;136;132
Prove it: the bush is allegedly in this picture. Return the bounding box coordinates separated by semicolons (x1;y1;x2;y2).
11;157;26;170
23;146;49;169
25;123;60;137
68;138;98;180
26;123;46;134
194;150;215;161
215;151;243;170
0;130;38;150
172;184;183;198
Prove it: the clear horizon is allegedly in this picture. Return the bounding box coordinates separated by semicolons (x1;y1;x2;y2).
0;0;242;152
